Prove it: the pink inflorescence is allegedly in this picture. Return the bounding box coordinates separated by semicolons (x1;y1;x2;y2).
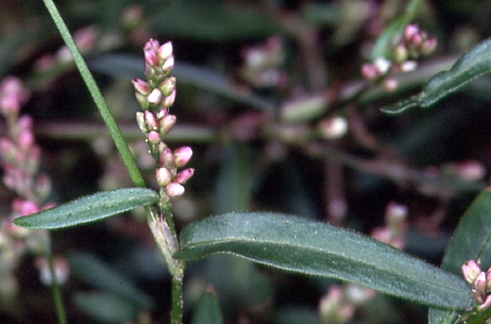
132;40;194;203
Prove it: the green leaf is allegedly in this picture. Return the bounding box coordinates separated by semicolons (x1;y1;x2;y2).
382;39;491;114
13;188;159;229
73;291;138;324
191;288;224;324
69;252;153;309
213;143;252;214
175;213;472;309
429;189;491;324
149;1;281;41
419;40;491;108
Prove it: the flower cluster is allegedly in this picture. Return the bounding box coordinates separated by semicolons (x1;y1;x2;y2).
0;77;68;303
462;260;491;310
361;24;438;91
132;39;193;204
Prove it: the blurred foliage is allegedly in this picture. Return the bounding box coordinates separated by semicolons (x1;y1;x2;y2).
1;0;491;323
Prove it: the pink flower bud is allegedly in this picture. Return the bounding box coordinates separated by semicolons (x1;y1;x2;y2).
13;199;40;216
135;91;149;110
473;272;488;304
158;41;173;62
144;110;159;131
132;78;152;95
159;114;176;135
147;88;163;105
421;37;437;56
383;77;398;92
35;256;70;286
317;117;347;139
136;111;147;133
404;24;419;44
34;174;52;201
159;148;175;168
18;129;34;151
165;182;185;197
161;89;176;108
361;63;379;80
155;167;173;187
173;146;193;167
161;55;175;75
158;76;176;96
463;260;482;284
144;41;159;67
174;168;194;184
156;108;169;119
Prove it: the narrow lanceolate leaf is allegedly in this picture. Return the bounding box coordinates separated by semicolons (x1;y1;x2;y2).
175;213;472;310
429;189;491;324
382;39;491;114
13;188;159;229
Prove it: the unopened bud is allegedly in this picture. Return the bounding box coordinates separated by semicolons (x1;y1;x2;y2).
421;37;437;56
155;167;173;187
174;168;194;184
318;117;348;140
35;256;70;286
161;56;175;75
400;60;417;72
158;41;173;62
165;182;185;197
159;114;177;135
173;146;193;167
144;110;159;131
132;78;152;96
136;111;147;133
383;77;398;92
393;44;408;64
161;89;176;108
404;24;420;44
361;63;379;81
473;272;487;304
159;148;175;168
158;77;176;96
147;88;163;105
374;57;391;75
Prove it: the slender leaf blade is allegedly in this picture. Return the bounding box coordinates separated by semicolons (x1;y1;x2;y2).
13;188;159;229
420;39;491;108
175;212;472;309
382;39;491;114
429;189;491;324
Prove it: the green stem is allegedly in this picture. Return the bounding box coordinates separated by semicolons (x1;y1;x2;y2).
171;277;184;324
45;234;67;324
42;0;146;189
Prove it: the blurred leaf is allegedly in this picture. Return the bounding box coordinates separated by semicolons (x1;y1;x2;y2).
89;55;274;111
149;1;281;41
429;189;491;324
382;39;491;114
191;288;224;324
201;255;273;316
273;306;319;324
73;291;138;324
213;143;253;214
13;188;159;229
175;212;472;309
371;0;422;60
69;252;153;309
